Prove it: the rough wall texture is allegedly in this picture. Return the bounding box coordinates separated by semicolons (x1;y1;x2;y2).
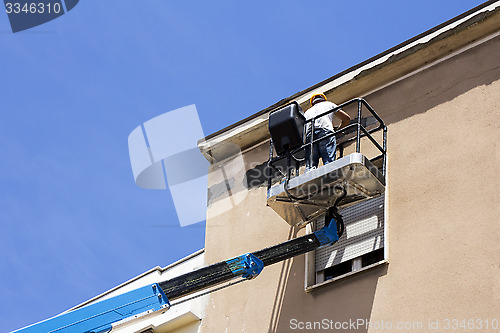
201;35;500;332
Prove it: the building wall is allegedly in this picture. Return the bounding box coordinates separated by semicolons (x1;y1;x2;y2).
200;33;500;332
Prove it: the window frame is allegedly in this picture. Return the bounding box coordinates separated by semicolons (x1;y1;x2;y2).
305;191;389;292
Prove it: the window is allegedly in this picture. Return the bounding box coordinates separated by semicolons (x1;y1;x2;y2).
305;195;387;289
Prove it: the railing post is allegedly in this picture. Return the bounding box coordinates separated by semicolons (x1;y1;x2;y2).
356;99;362;153
310;120;315;168
382;127;387;177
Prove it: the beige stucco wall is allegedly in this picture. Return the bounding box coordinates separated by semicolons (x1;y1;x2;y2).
200;34;499;332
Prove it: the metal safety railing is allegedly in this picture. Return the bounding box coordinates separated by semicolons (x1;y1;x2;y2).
266;98;387;191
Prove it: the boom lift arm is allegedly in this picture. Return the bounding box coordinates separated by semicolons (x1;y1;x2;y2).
13;197;345;333
161;199;344;301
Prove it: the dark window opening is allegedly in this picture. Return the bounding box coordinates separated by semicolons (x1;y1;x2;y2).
324;260;352;280
361;248;385;267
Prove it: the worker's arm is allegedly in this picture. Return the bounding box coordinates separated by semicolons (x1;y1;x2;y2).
335;110;351;129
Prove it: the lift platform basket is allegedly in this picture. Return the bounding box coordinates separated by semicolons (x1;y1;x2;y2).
267;153;385;228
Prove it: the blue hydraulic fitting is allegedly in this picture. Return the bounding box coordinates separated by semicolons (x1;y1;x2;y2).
314;217;340;246
226;253;264;280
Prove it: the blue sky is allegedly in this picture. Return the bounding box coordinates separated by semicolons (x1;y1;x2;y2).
0;1;486;331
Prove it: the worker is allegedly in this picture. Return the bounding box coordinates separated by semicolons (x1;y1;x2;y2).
304;92;351;171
